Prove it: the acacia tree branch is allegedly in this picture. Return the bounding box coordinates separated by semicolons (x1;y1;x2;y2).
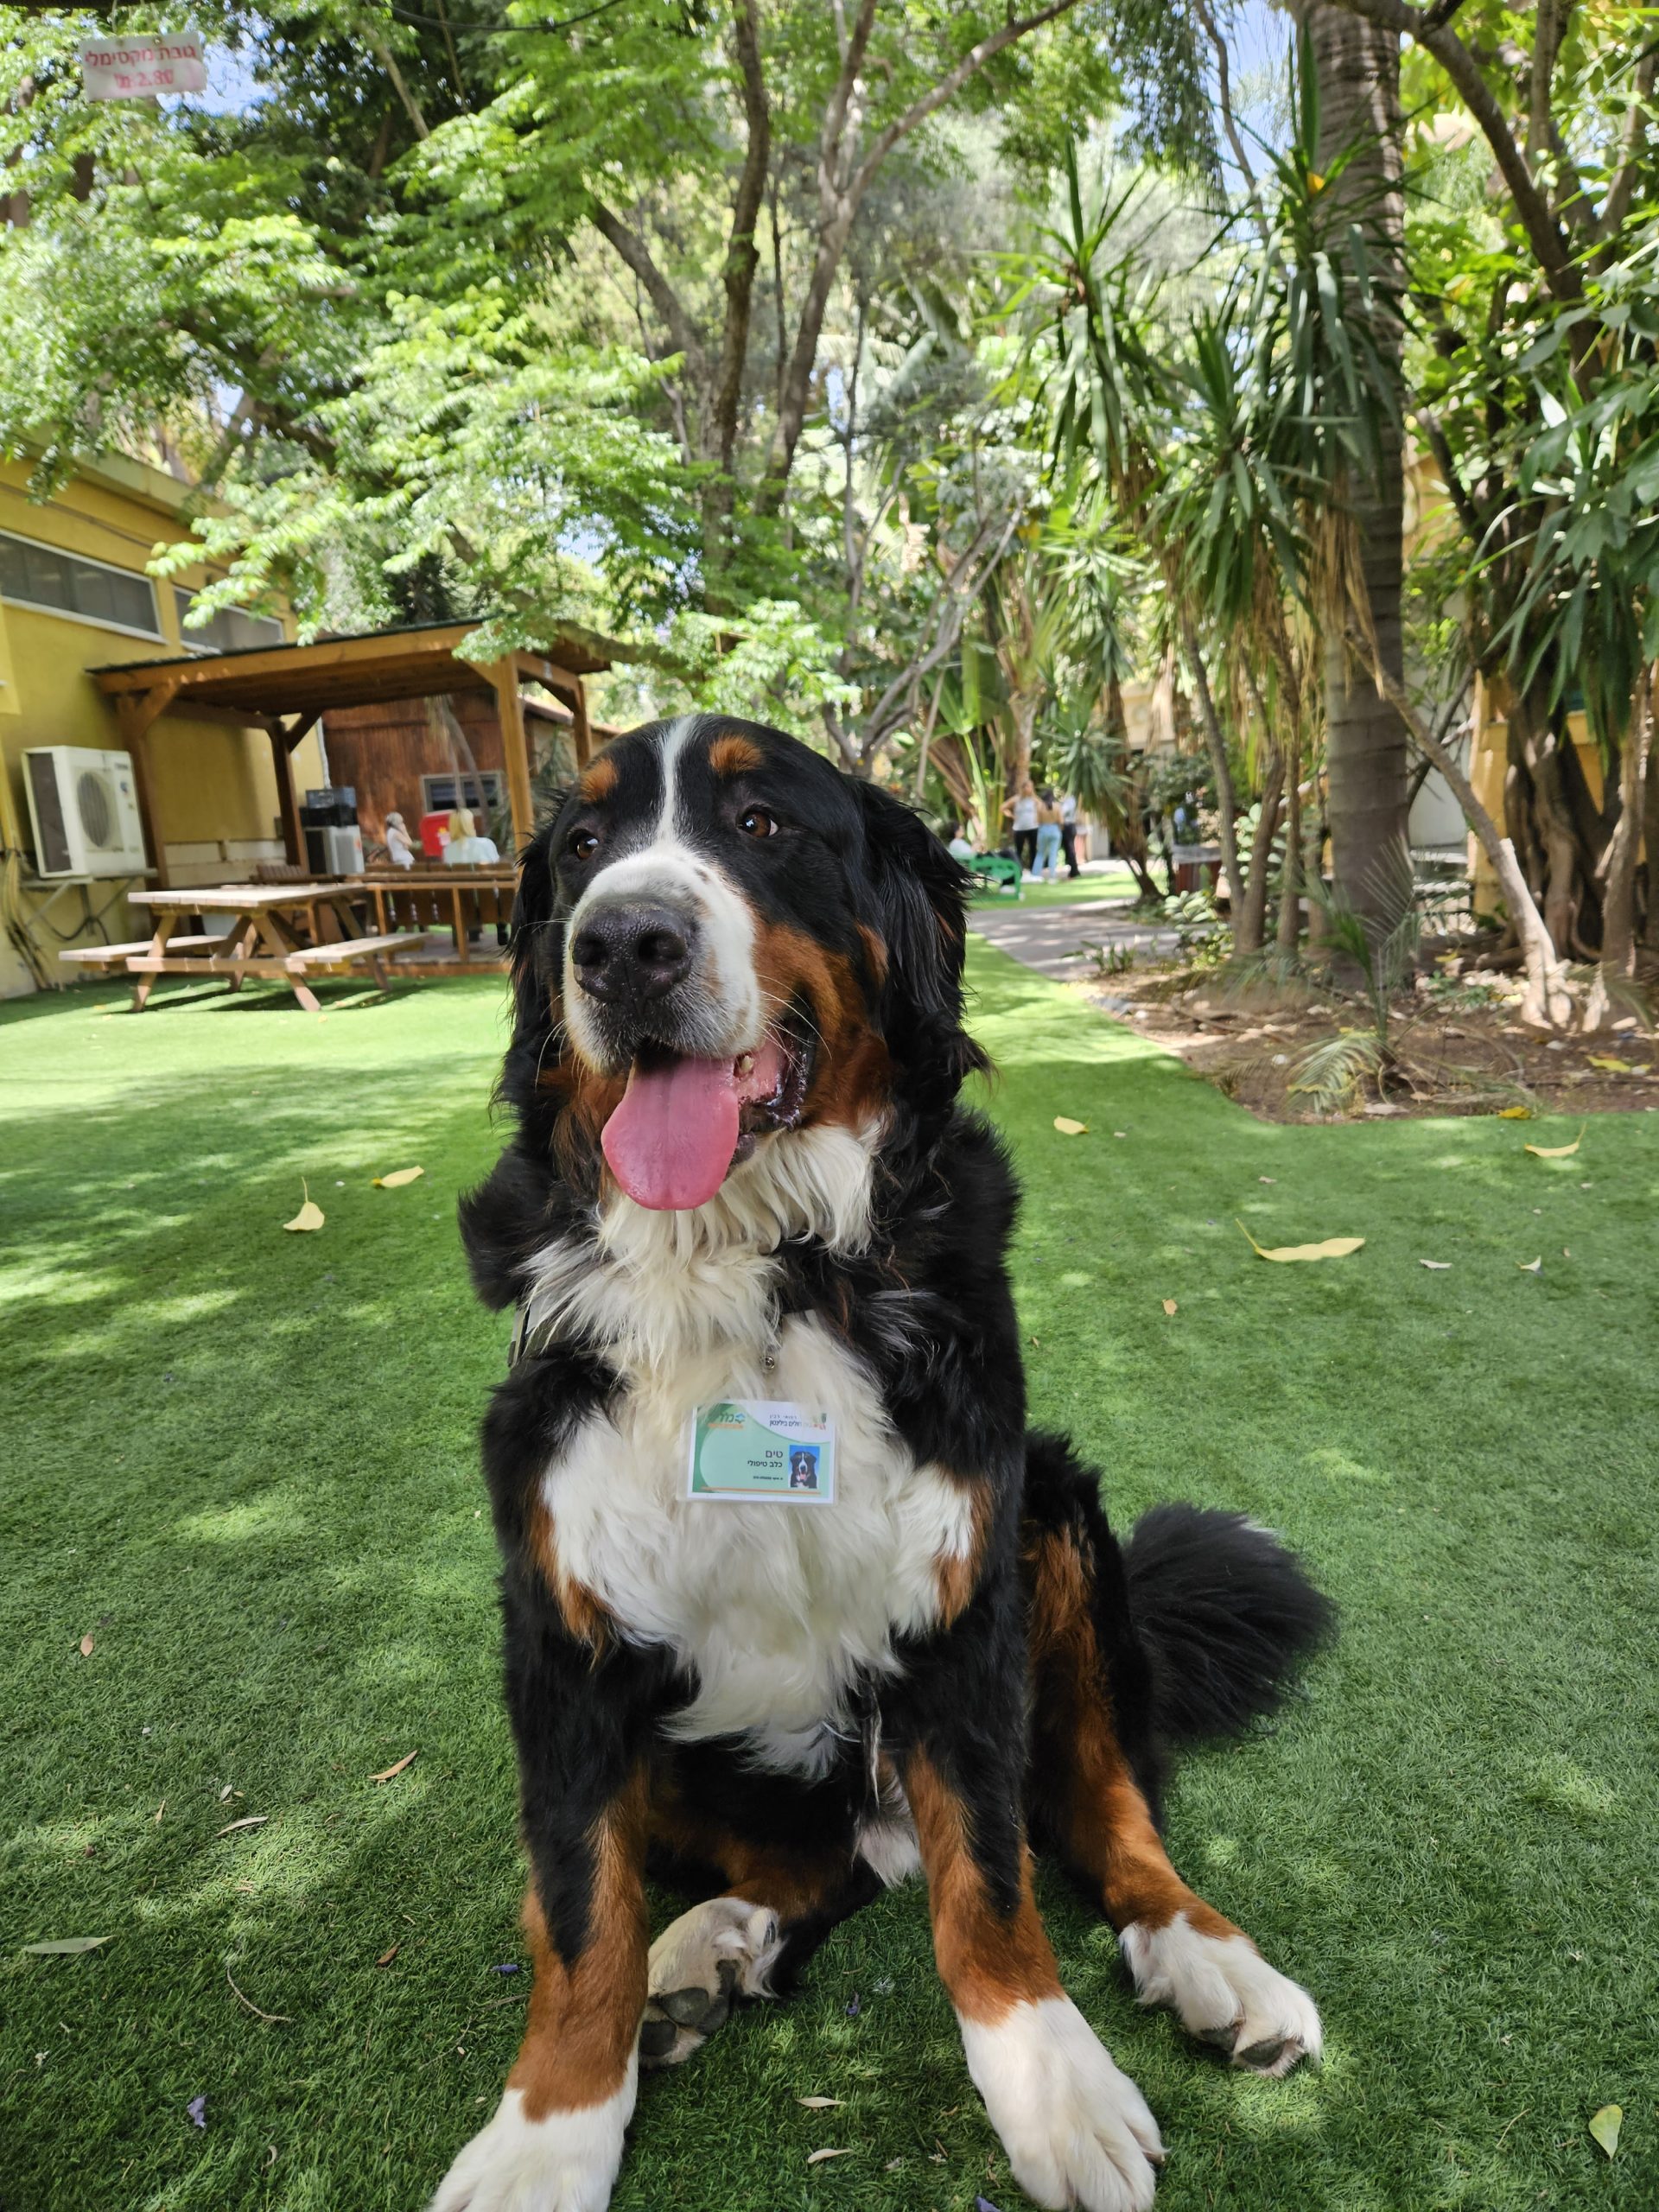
709;0;772;480
1192;0;1268;239
1325;0;1580;301
764;0;1085;501
587;198;709;389
1597;43;1659;248
366;33;430;141
856;511;1020;760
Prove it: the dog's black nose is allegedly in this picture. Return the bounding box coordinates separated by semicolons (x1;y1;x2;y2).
570;903;694;1003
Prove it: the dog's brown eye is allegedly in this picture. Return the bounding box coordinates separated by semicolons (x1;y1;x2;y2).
569;829;600;861
737;808;777;838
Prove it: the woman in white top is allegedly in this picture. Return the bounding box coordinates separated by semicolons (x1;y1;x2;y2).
442;807;501;866
1002;778;1039;875
384;810;416;868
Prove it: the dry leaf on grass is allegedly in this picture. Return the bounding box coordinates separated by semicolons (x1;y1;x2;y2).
1258;1176;1276;1185
1589;2105;1622;2158
1420;1260;1452;1270
373;1166;424;1188
1525;1125;1586;1160
1587;1057;1629;1073
1237;1222;1364;1263
1517;1257;1542;1274
217;1815;269;1837
1496;1106;1532;1120
806;2148;855;2166
1161;1299;1178;1316
371;1751;418;1783
78;1634;93;1656
22;1936;110;1955
376;1945;400;1967
1052;1117;1088;1136
798;2097;842;2109
283;1179;324;1233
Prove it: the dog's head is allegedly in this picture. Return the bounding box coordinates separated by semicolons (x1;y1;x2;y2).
505;714;985;1212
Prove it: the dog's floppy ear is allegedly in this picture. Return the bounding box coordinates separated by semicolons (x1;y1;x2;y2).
847;778;988;1116
502;818;562;1100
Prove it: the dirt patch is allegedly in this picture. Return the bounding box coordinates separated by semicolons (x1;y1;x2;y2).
1082;962;1659;1125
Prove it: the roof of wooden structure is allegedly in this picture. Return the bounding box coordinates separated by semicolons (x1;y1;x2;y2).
91;618;607;720
90;619;610;887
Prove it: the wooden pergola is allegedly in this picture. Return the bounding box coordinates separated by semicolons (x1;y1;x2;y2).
92;620;608;887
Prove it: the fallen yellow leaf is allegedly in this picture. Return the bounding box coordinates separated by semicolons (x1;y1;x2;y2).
371;1751;419;1783
1525;1124;1585;1159
217;1815;269;1837
1497;1106;1532;1120
283;1179;324;1232
1161;1299;1178;1316
1589;2104;1622;2158
1237;1222;1364;1262
1517;1256;1542;1273
373;1166;424;1188
78;1634;94;1657
376;1943;400;1967
1587;1056;1628;1072
798;2097;842;2110
806;2149;854;2166
1052;1117;1088;1136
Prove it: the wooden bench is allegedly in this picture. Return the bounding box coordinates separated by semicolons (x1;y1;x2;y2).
283;933;407;988
60;935;221;975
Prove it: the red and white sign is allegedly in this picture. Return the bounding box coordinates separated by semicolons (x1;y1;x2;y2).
79;32;208;100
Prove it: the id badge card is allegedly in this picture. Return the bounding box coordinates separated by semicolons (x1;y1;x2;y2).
687;1401;836;1505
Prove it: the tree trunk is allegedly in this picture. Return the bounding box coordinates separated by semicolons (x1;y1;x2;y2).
1277;723;1304;951
1599;664;1651;981
1302;3;1413;944
1645;691;1659;963
1178;612;1245;918
1236;750;1285;956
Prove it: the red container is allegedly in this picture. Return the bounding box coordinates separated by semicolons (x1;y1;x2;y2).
419;810;451;860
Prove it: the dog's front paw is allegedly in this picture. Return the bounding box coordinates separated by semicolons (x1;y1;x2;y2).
639;1896;782;2068
960;1997;1162;2212
1121;1913;1322;2077
429;2081;632;2212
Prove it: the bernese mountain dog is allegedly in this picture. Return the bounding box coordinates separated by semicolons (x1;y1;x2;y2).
434;714;1331;2212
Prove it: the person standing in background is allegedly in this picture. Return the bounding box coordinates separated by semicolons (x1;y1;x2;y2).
1059;790;1081;878
1003;778;1039;874
384;810;416;868
1033;787;1064;883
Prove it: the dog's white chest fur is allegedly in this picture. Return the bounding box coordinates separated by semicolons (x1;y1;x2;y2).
528;1135;973;1774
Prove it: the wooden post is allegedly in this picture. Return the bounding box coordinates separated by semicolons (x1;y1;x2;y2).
488;661;535;855
265;720;305;868
113;683;179;889
571;677;593;770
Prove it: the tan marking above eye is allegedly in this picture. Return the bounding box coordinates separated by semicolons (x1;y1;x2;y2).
580;756;620;803
709;733;765;777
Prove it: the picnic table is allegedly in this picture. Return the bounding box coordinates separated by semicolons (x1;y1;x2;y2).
60;868;522;1009
109;885;405;1012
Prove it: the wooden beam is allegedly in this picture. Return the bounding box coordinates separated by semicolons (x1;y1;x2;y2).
513;651;591;697
93;623;478;697
570;677;593;770
267;722;305;868
487;661;535;854
111;678;182;889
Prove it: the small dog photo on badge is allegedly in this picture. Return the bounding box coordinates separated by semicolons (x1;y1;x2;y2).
789;1446;819;1491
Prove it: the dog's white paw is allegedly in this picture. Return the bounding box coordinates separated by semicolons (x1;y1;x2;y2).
960;1997;1162;2212
1121;1913;1322;2077
638;1895;782;2067
429;2079;632;2212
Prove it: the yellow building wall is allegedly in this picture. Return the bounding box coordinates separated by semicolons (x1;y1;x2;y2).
0;453;308;997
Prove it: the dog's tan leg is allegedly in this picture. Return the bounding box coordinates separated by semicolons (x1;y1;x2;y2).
1027;1522;1322;2076
430;1772;648;2212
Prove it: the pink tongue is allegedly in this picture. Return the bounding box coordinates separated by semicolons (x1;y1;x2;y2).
601;1054;740;1211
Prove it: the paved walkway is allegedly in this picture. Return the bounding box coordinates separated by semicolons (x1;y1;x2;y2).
967;895;1177;980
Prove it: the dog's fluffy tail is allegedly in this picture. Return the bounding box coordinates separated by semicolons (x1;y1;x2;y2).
1122;1503;1334;1747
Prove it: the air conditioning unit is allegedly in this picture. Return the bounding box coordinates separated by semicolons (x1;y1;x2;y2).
23;747;149;880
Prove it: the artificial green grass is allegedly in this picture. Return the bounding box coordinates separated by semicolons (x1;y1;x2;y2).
969;862;1141;909
3;951;1657;2212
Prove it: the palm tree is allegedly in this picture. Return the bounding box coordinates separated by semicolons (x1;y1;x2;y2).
1293;3;1413;946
